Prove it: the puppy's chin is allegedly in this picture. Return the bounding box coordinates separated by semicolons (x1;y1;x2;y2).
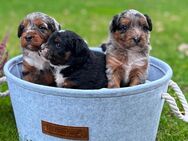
49;59;59;66
49;56;67;66
22;44;42;51
120;41;148;49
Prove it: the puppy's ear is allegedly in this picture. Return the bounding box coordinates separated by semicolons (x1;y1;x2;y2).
144;14;152;31
73;39;89;57
52;18;61;30
110;14;120;33
100;43;107;52
48;18;61;32
68;38;89;66
17;21;24;38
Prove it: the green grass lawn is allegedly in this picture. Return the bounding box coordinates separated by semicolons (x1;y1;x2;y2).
0;0;188;140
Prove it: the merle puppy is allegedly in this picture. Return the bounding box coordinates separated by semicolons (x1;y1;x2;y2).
101;9;152;88
40;30;107;89
18;12;61;86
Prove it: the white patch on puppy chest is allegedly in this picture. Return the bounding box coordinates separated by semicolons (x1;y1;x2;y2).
24;49;49;70
51;65;69;87
55;72;66;87
123;50;148;83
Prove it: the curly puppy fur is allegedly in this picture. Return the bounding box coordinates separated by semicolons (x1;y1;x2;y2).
17;12;61;85
102;9;152;88
40;30;107;89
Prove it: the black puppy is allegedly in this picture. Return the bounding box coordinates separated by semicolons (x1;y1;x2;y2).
40;30;107;89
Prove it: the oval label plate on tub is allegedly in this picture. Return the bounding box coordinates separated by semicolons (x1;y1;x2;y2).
41;120;89;140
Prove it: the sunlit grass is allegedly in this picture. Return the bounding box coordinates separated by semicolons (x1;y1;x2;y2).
0;0;188;140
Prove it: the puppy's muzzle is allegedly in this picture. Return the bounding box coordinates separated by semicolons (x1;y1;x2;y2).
25;34;33;42
22;31;38;43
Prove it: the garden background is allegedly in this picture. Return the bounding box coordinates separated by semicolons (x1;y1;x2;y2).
0;0;188;140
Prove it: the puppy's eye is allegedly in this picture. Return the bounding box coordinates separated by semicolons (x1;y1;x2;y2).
56;43;61;48
119;25;128;32
39;26;47;30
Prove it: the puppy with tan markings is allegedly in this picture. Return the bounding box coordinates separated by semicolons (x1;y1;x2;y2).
40;30;107;89
102;9;152;88
18;12;61;85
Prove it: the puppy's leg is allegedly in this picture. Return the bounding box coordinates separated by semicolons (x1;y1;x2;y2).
22;60;39;82
39;69;55;86
107;68;124;88
129;67;147;86
106;55;124;88
22;60;55;86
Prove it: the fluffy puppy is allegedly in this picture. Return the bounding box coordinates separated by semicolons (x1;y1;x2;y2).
102;9;152;88
17;12;61;85
40;30;107;89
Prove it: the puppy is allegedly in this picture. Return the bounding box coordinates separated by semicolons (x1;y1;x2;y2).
102;9;152;88
40;30;107;89
17;12;61;85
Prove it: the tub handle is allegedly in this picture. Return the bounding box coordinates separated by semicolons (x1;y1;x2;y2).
162;80;188;122
0;76;9;97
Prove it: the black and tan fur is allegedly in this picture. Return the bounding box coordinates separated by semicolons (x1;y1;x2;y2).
40;30;107;89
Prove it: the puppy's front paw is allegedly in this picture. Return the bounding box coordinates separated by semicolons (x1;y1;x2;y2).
62;80;78;88
106;68;121;88
108;81;120;88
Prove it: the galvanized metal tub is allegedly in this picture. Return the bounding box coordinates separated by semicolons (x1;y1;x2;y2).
4;48;172;141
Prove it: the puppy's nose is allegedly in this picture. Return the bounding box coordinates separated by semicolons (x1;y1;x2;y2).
133;36;141;44
25;35;33;42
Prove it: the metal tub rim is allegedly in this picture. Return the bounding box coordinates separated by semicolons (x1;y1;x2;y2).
4;54;172;98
